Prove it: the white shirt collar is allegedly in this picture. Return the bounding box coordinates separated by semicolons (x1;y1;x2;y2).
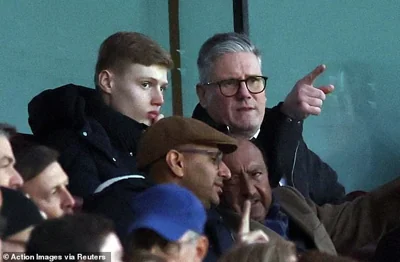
252;129;261;139
226;126;260;139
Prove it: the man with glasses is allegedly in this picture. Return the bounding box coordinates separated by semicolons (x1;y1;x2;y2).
136;116;237;209
136;116;271;262
84;116;237;243
193;32;345;205
85;117;269;261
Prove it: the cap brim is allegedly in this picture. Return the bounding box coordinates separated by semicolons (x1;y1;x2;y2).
197;138;237;155
129;214;188;242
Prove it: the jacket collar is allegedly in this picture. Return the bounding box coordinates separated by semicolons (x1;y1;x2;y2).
274;186;337;255
264;196;289;239
87;93;147;154
192;103;230;134
192;103;262;138
205;207;235;258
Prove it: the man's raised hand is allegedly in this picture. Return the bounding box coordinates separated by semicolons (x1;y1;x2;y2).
281;64;334;121
238;199;269;244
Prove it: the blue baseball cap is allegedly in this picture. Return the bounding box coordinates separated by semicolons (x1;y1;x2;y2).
128;183;206;241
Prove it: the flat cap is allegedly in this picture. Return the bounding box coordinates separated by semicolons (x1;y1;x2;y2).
137;116;237;170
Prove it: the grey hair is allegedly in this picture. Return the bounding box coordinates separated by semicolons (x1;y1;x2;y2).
197;32;261;84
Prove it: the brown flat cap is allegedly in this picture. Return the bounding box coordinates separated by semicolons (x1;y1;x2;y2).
137;116;237;170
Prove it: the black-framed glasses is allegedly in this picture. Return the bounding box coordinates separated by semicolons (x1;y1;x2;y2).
203;76;268;97
178;149;223;167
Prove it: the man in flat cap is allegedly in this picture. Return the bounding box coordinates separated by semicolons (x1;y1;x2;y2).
136;116;237;209
83;116;237;242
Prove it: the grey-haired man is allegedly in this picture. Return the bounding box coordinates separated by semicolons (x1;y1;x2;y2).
193;32;345;205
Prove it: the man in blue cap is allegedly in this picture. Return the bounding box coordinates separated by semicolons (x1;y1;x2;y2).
125;183;209;262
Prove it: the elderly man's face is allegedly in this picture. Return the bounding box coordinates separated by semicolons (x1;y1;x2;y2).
0;136;23;189
197;52;266;138
221;140;272;222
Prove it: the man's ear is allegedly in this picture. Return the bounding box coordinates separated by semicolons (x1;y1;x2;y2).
98;70;114;94
196;84;208;108
196;236;209;261
165;150;185;178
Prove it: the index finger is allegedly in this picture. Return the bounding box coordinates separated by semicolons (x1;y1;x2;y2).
239;199;251;235
300;64;326;85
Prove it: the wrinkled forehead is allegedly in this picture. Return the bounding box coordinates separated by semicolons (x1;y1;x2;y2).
210;52;262;80
211;50;262;64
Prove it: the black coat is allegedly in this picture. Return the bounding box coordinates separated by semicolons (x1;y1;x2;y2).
83;177;153;244
204;207;236;262
192;103;345;205
28;84;147;198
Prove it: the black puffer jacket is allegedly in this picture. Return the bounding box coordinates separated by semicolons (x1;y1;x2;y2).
28;84;147;198
192;103;345;205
